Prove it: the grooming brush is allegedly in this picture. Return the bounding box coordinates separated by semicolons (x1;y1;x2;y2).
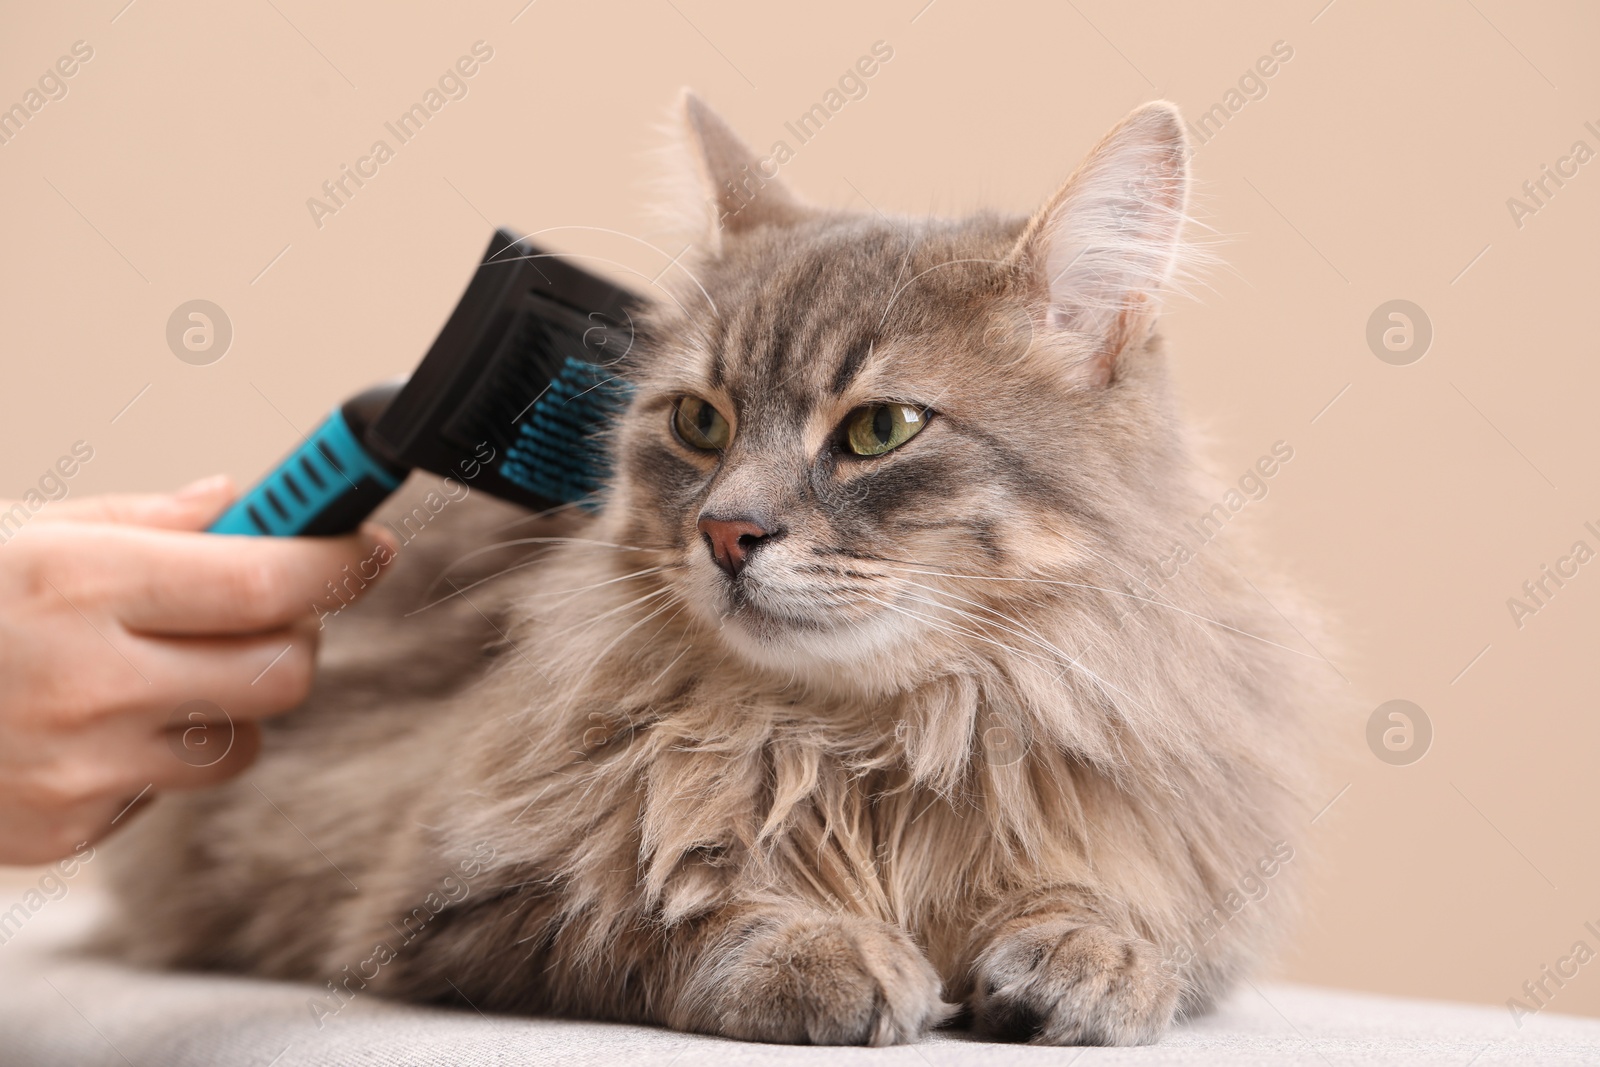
208;229;638;536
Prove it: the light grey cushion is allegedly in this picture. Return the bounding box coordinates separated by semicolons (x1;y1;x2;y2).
3;890;1595;1066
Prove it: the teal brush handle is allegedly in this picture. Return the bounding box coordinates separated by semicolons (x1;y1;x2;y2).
209;385;406;537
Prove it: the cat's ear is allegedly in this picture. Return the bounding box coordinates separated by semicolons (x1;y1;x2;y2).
675;90;810;251
1009;101;1191;385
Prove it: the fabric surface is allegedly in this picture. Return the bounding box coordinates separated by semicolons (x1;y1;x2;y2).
3;891;1596;1066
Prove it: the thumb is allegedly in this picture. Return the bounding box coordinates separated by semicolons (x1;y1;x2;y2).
36;475;238;531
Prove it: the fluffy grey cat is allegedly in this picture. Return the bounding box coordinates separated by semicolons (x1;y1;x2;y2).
104;93;1333;1046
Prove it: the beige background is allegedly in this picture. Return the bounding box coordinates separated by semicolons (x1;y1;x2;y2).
3;0;1597;1020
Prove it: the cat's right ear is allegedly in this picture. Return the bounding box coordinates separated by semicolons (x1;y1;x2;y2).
1008;101;1192;386
671;90;811;252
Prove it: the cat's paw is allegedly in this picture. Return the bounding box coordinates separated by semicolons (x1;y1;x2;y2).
971;920;1178;1045
690;913;953;1045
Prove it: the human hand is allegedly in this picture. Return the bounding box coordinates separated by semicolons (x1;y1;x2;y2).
0;476;395;865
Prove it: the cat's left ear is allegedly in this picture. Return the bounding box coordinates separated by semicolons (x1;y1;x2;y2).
676;90;812;253
1009;101;1190;385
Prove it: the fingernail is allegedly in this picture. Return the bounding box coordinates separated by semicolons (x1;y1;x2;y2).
175;474;233;501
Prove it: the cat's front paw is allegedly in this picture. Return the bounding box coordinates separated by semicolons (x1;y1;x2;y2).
971;920;1178;1045
686;913;952;1045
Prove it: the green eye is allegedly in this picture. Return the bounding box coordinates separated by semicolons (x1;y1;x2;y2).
673;396;732;451
844;403;927;456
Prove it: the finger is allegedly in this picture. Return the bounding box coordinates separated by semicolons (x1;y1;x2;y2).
0;723;261;863
35;475;237;531
96;521;398;635
126;719;262;796
154;719;263;790
0;797;119;865
131;622;320;723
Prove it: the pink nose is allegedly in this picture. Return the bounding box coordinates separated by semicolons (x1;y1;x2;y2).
697;516;776;577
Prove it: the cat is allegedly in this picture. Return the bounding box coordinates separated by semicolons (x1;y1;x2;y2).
102;93;1334;1047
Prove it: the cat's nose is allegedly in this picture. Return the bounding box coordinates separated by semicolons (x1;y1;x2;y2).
697;515;780;577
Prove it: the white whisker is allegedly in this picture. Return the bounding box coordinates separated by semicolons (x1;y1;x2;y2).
881;564;1319;660
409;537;672;615
566;586;677;639
890;586;1151;719
864;595;1057;674
649;640;694;687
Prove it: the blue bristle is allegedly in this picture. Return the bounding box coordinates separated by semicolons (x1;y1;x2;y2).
497;355;629;507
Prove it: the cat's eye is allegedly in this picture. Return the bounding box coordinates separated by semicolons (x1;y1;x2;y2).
844;403;928;457
672;396;732;451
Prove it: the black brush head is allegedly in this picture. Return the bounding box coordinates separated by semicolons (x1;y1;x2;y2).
367;230;639;511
